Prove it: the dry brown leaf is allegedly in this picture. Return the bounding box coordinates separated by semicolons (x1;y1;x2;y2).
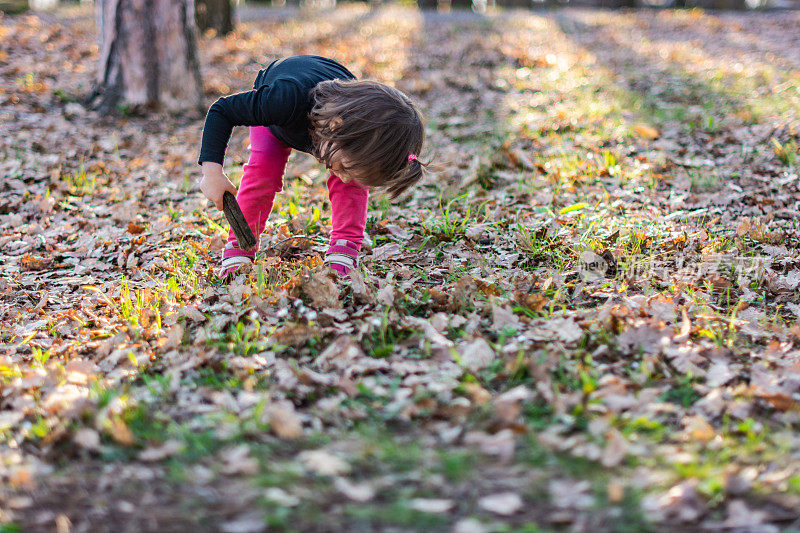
299;450;350;476
126;222;145;234
220;445;259;475
272;323;318;347
463;382;491;406
477;492;523;516
464;430;516;462
492;300;523;331
73;428;101;451
607;481;625;503
302;267;341;308
371;243;402;260
19;254;54;271
682;415;715;443
8;467;35;489
64;359;97;386
266;402;303;439
107;417;135;446
633;124;659;140
138;440;183;462
409;498;454;513
457;337;495;372
334;477;375;502
317;336;366;371
601;428;628;467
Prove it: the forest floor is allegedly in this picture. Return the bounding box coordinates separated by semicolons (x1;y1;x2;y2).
1;4;800;532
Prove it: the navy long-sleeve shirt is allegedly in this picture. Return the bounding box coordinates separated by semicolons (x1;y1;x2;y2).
198;55;357;165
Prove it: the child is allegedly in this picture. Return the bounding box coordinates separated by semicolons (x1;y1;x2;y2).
197;55;425;277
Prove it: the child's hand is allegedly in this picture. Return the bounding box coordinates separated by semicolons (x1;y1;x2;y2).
199;162;237;210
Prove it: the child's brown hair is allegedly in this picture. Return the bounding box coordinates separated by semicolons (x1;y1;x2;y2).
309;79;426;199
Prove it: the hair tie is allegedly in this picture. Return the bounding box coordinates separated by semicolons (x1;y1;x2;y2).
408;154;418;163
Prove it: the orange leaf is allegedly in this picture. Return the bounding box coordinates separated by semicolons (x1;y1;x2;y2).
127;222;145;234
19;254;53;271
474;278;502;296
463;382;491;406
761;392;798;412
107;417;135;446
9;467;34;489
633;124;659;140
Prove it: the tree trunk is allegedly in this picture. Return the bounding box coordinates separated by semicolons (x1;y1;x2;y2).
0;0;27;12
195;0;232;36
88;0;203;115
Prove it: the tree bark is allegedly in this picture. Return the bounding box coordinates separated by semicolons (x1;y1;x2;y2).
195;0;233;36
0;0;28;13
88;0;203;115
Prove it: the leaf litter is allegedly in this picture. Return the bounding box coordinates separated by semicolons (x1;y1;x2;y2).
1;4;800;532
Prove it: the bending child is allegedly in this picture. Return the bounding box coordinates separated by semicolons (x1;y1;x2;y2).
197;55;425;277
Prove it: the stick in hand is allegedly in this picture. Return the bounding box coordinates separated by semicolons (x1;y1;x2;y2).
222;191;257;251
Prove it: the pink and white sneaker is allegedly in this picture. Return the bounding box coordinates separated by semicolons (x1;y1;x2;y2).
326;239;359;276
220;241;256;278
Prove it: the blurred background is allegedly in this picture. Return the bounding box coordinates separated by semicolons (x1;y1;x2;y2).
5;0;800;33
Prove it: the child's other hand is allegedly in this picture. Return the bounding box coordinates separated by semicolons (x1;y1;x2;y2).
199;162;237;210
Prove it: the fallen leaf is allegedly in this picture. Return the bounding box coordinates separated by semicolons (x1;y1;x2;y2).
334;477;375;502
107;417;135;446
477;492;522;516
633;123;659;140
73;428;101;451
463;382;491;406
300;450;350;476
126;222;145;234
377;284;395;306
220;444;259;475
65;359;97;386
549;479;595;510
302;267;341;308
371;243;402;260
409;498;454;513
8;467;35;489
492;300;523;331
317;336;366;371
220;512;265;533
607;481;625;503
705;359;734;388
528;317;584;344
464;429;516;462
601;428;628;467
138;440;184;462
452;518;487;533
457;337;496;371
682;415;715;442
266;402;303;439
405;316;454;348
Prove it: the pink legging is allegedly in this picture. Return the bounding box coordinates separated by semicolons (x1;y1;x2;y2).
229;126;369;250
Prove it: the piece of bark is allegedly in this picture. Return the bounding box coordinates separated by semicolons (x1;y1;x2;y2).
223;191;256;251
